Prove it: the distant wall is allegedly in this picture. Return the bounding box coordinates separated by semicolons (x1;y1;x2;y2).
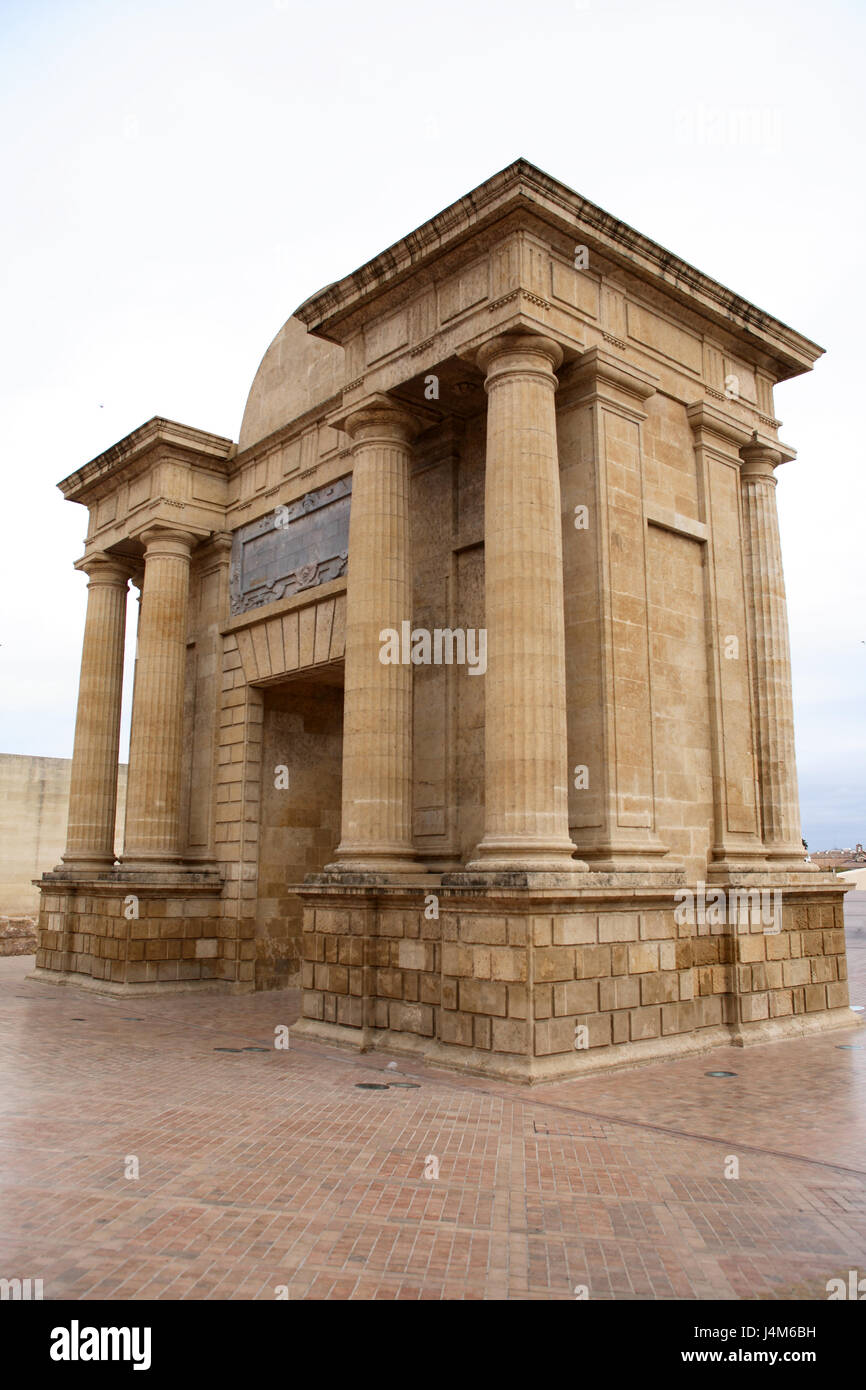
0;755;127;915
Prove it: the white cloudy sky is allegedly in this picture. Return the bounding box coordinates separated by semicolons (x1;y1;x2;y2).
1;0;863;850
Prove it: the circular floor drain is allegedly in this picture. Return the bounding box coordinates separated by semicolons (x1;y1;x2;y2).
122;1017;144;1021
242;1046;271;1052
389;1082;421;1088
70;1018;87;1022
705;1070;737;1077
214;1047;242;1052
836;1045;862;1050
356;1082;389;1090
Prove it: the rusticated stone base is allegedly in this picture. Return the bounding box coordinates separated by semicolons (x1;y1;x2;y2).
292;875;860;1082
32;870;252;994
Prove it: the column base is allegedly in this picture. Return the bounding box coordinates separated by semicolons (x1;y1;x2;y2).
57;853;117;873
572;828;671;872
119;853;187;871
467;835;588;873
763;849;819;871
708;852;776;876
326;843;426;875
706;860;817;881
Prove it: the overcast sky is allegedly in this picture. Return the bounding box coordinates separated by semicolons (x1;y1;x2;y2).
1;0;863;850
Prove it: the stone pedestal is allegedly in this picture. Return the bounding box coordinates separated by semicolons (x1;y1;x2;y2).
32;868;235;995
292;875;856;1080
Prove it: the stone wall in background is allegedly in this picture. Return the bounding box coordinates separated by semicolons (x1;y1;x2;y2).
0;754;127;915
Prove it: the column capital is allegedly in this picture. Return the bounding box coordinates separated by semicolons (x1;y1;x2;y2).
73;551;133;586
138;526;197;559
566;345;658;408
476;332;563;378
686;399;753;449
337;392;426;446
203;530;234;559
740;435;795;480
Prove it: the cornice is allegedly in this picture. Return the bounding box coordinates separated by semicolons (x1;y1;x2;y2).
293;158;824;382
58;418;236;503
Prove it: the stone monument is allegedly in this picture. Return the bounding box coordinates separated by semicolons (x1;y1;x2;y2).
34;160;857;1079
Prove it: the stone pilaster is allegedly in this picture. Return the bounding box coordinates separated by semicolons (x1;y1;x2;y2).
686;402;765;871
329;395;422;873
61;553;130;869
739;441;809;864
468;333;584;872
122;528;195;866
558;347;668;870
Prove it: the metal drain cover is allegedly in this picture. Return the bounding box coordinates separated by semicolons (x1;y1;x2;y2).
389;1082;421;1088
242;1046;270;1052
705;1070;738;1077
214;1047;243;1053
356;1082;389;1090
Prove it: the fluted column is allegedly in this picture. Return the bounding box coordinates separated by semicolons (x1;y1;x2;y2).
330;396;422;873
61;554;130;869
122;528;194;865
739;442;806;863
469;334;585;872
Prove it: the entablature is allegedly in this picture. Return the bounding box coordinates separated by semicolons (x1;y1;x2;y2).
59;418;235;558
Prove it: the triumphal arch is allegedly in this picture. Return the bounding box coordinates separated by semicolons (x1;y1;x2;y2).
34;161;857;1079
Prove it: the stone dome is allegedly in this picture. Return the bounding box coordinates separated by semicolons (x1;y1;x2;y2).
238;314;344;452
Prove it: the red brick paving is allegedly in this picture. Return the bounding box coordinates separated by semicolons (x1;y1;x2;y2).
0;931;864;1301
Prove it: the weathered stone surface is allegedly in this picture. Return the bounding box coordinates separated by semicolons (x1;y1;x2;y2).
229;477;351;615
0;916;37;956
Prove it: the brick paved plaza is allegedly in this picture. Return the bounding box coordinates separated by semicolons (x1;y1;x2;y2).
2;896;864;1302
